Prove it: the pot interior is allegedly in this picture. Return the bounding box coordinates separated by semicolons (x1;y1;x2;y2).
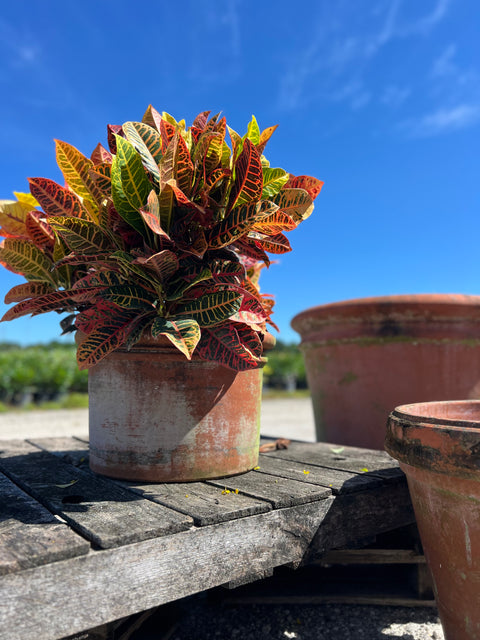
395;400;480;426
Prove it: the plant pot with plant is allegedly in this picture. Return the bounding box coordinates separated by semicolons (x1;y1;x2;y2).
0;107;322;481
386;400;480;640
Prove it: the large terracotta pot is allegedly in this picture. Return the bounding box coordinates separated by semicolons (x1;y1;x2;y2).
291;294;480;449
86;334;270;482
386;401;480;640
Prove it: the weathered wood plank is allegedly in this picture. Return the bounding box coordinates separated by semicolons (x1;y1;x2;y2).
0;499;334;640
254;454;384;494
28;437;89;468
0;472;90;575
119;480;272;526
305;481;415;562
207;470;332;508
261;440;404;483
0;440;193;549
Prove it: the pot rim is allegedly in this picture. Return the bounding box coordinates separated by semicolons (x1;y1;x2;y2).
385;400;480;478
392;400;480;432
292;293;480;325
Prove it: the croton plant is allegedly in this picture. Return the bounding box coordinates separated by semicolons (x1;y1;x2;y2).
0;107;322;371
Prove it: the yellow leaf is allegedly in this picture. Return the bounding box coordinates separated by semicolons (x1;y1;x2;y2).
53;479;78;489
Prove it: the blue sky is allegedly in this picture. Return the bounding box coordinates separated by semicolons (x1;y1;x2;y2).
0;0;479;345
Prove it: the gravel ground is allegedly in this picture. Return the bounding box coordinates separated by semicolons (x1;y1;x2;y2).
1;400;445;639
130;594;444;640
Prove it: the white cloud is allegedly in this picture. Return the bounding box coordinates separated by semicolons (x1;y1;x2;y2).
401;104;480;137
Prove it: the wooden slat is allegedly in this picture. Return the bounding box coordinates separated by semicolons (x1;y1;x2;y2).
31;437;273;527
0;499;334;640
207;470;332;508
0;472;89;575
0;440;193;549
261;441;403;483
255;454;384;494
120;480;272;526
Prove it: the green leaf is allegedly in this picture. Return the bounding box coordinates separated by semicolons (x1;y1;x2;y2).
166;265;212;301
48;217;115;254
123;121;162;181
151;317;201;360
28;178;90;220
101;284;157;310
261;168;289;199
0;238;56;284
228;139;263;210
176;291;242;327
244;115;260;145
55;140;103;208
88;164;112;196
110;156;147;236
157;181;174;235
114;135;152;211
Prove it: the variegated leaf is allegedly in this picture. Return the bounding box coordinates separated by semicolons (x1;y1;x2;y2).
0;199;30;236
55;140;103;207
176;291;242;327
160;119;177;154
151;317;201;360
72;270;124;291
90;143;112;165
115;135;152;210
196;323;264;371
76;311;139;369
142;104;163;131
245;115;260;145
228;126;243;161
48;217;115;254
110;156;147;236
261;167;289;199
166;266;212;301
249;232;291;254
193;111;211;129
101;284;157;310
285;175;324;200
157;181;174;235
176;133;194;196
88;164;112;196
251;210;297;235
75;300;124;334
0;238;56;284
25;211;55;251
257;124;278;155
271;188;314;223
234;237;271;267
13;191;39;209
135;249;179;282
28;177;91;220
123;121;162;181
227;139;263;210
4;282;54;304
204;117;226;174
1;288;84;322
209;200;274;249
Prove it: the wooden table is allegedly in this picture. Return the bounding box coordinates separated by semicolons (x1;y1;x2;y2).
0;436;414;640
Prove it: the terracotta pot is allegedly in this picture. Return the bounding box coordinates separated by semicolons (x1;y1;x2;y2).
385;400;480;640
291;294;480;449
86;334;271;482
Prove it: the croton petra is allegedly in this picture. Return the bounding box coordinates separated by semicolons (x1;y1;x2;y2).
0;108;323;371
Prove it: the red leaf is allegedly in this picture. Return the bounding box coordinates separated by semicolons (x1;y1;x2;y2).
285;175;324;200
91;143;112;165
227;139;263;211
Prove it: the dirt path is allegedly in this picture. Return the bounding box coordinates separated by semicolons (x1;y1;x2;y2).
0;397;316;441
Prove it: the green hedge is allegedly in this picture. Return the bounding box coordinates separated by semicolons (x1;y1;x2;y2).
0;342;88;405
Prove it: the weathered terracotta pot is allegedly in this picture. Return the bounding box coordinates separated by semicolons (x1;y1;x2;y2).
86;334;270;482
291;294;480;449
386;401;480;640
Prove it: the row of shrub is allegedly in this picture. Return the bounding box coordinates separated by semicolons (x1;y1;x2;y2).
0;338;307;407
0;342;88;406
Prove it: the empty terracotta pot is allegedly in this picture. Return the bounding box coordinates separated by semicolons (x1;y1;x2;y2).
87;334;267;482
386;400;480;640
291;294;480;449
